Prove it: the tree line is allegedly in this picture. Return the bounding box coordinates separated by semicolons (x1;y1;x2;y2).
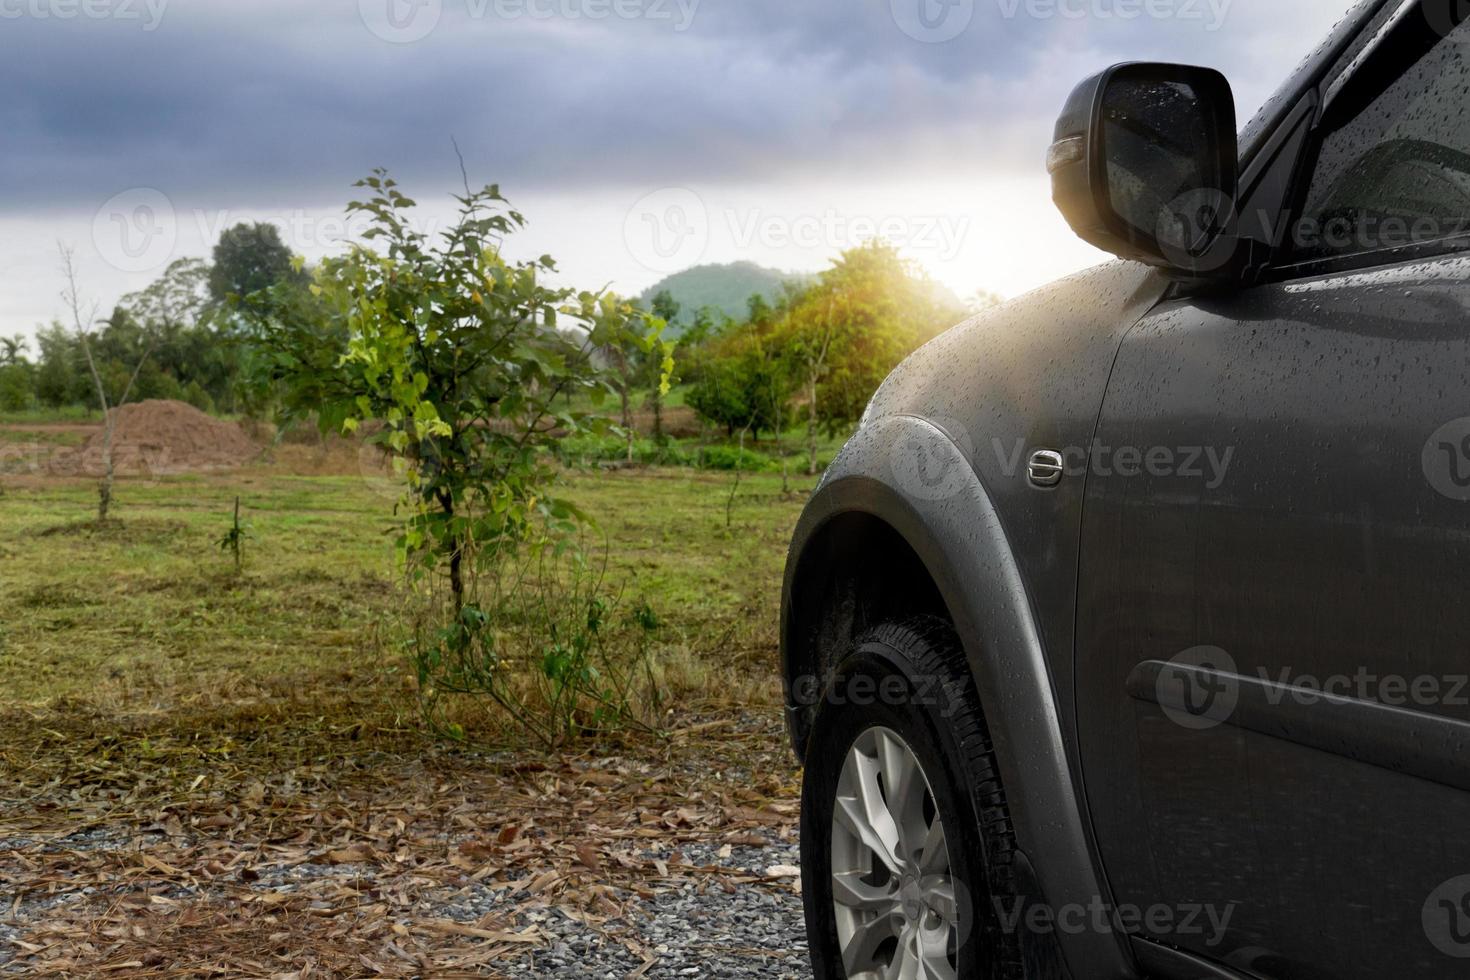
3;213;992;477
0;224;306;416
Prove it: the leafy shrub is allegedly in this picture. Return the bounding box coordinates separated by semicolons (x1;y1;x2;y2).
554;433;696;468
0;365;34;412
697;444;779;472
685;343;793;440
411;546;664;748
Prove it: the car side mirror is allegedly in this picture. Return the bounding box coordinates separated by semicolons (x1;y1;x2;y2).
1049;63;1240;280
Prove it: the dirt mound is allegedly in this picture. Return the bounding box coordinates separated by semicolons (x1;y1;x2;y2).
631;404;702;439
66;400;260;476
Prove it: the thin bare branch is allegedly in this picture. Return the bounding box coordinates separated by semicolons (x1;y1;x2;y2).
59;242;109;415
58;242;159;522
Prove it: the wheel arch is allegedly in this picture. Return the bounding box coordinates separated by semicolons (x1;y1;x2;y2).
782;505;951;759
781;414;1135;979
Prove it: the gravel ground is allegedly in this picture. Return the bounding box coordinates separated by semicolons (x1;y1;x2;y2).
509;842;808;979
0;827;809;977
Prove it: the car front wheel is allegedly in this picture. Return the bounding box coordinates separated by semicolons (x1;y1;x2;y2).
800;618;1025;979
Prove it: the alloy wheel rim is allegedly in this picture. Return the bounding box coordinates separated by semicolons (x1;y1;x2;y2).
830;726;959;980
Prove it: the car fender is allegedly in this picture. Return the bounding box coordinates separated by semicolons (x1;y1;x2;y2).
782;413;1134;979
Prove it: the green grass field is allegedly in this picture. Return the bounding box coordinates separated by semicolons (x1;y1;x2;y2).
0;460;815;723
0;405;101;425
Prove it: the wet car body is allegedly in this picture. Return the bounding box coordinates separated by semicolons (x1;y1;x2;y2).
783;1;1470;977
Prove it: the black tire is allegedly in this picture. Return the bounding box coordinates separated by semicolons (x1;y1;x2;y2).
800;616;1026;979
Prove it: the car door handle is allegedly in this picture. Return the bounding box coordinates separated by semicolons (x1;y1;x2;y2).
1028;450;1066;488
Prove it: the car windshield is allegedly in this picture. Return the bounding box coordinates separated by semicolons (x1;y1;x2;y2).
1237;0;1388;165
1292;5;1470;259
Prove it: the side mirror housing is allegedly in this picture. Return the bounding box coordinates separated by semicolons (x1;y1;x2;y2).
1049;63;1240;280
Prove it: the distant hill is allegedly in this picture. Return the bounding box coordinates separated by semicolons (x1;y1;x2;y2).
639;262;814;335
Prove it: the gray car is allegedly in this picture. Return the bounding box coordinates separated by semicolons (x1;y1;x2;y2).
782;1;1470;977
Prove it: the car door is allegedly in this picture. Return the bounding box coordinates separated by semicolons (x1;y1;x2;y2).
1076;5;1470;978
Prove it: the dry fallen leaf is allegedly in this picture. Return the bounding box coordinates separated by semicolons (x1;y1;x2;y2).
574;843;602;872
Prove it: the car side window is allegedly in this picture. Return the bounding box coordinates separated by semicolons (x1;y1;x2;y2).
1288;13;1470;263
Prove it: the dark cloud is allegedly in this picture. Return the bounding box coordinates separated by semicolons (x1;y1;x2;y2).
0;0;1354;212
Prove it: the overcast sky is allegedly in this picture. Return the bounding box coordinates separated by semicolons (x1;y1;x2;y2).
1;0;1359;341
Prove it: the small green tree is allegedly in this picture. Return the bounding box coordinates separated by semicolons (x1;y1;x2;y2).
0;364;33;412
686;334;793;441
645;290;682;444
685;357;747;439
780;242;965;466
0;336;34;411
598;293;671;464
217;496;249;572
244;172;664;611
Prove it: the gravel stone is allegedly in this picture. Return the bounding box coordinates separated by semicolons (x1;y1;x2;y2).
0;830;811;977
